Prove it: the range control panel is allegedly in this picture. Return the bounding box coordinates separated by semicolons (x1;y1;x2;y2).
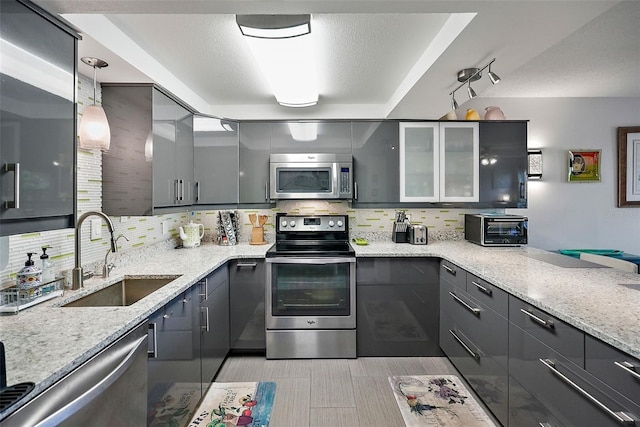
277;215;348;233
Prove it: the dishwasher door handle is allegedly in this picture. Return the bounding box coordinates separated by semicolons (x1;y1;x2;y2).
33;335;147;427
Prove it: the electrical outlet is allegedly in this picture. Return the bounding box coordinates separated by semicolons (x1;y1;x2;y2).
90;218;102;240
161;221;168;235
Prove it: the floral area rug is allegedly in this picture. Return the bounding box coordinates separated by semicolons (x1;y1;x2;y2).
389;375;496;426
187;381;276;427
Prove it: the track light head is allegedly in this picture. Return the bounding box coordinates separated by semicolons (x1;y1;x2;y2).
451;96;459;110
488;64;501;84
467;84;477;99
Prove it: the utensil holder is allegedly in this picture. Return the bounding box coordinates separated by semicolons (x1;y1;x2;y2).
392;222;409;243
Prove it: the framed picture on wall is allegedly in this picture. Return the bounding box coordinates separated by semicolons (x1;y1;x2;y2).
617;126;640;207
568;149;601;182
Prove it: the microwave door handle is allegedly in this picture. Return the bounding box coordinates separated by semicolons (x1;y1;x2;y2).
333;164;339;196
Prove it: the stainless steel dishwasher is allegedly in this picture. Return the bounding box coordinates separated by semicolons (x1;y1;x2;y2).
0;321;148;426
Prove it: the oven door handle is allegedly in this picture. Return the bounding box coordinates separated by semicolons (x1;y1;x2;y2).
266;257;356;265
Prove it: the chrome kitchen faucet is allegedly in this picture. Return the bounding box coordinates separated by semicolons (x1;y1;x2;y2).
72;211;117;290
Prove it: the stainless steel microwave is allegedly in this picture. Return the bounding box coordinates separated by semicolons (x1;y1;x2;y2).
464;213;528;246
269;153;353;200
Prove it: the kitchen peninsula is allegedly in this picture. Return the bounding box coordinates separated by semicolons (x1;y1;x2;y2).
1;240;639;421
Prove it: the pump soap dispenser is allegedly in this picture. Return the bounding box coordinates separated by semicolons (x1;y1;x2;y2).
17;253;42;289
40;247;54;282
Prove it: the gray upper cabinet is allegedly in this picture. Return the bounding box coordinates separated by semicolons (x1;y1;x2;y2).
102;85;194;215
193;116;239;206
478;121;528;208
153;90;194;208
352;121;400;205
238;122;272;206
0;0;78;236
270;121;352;154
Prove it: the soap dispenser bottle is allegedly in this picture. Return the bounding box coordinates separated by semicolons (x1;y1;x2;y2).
40;247;54;283
17;253;42;289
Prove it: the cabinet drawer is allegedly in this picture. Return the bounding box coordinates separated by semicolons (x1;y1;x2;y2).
466;274;508;317
509;295;584;367
439;312;508;426
440;260;466;289
509;323;639;427
586;335;640;407
357;258;439;286
509;376;564;427
440;280;508;370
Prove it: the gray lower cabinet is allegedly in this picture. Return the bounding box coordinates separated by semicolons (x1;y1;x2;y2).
585;335;640;409
356;258;441;356
147;266;230;416
193;116;239;206
229;259;266;351
147;286;200;418
200;265;230;383
0;0;78;236
352;121;400;206
509;318;639;426
439;265;509;426
439;263;640;427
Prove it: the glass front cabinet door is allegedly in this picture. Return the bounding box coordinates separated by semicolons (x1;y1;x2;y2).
439;122;479;202
399;123;439;202
399;122;479;203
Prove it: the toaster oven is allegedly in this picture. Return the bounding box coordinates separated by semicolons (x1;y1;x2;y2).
464;214;528;246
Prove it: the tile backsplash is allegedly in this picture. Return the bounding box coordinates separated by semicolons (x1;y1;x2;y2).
0;76;497;285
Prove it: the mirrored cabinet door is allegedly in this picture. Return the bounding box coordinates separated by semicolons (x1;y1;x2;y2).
399;122;439;202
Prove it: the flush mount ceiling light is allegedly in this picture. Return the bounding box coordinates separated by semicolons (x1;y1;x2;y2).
236;14;318;108
449;58;501;106
236;14;311;39
78;57;111;151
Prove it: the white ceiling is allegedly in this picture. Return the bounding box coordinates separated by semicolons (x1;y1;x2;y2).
33;0;640;120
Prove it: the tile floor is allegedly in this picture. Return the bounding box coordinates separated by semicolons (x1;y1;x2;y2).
214;355;499;426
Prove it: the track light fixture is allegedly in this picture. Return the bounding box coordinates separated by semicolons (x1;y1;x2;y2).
449;58;500;105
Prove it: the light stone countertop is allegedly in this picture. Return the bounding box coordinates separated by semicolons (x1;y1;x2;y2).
1;240;639;419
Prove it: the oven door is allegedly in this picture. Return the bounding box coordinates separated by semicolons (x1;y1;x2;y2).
484;218;527;245
265;257;356;329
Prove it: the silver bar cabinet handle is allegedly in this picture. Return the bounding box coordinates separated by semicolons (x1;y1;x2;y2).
449;329;478;360
443;264;456;275
199;277;208;300
521;308;554;329
471;280;492;295
614;361;640;380
4;162;20;209
148;323;158;358
354;181;358;200
201;306;210;332
539;359;636;425
174;179;179;203
236;262;258;268
265;181;269;201
449;291;480;316
196;181;200;202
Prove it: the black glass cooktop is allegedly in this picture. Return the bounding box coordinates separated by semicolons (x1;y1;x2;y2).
266;241;355;257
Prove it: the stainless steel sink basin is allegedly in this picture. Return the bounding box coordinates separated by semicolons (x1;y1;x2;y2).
63;275;181;307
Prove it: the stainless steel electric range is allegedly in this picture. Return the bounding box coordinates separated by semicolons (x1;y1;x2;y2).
265;213;356;359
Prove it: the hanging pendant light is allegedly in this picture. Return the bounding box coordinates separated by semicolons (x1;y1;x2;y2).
79;57;111;151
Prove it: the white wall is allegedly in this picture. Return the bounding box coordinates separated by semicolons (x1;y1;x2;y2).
464;97;640;253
